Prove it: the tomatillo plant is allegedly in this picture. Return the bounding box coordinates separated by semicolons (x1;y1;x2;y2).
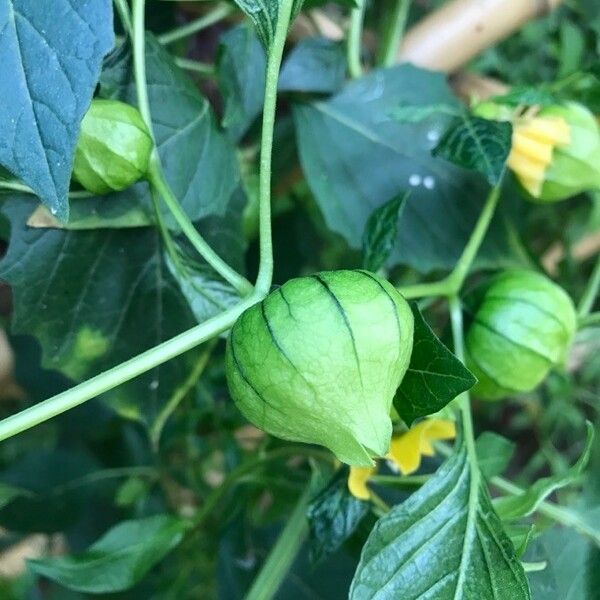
0;1;597;599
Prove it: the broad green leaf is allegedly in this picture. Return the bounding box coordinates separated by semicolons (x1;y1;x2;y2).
491;87;557;107
495;422;594;521
394;304;477;425
350;448;530;599
307;472;369;564
293;65;521;273
217;24;266;141
0;198;200;426
0;449;99;533
433;116;513;185
0;0;114;220
362;193;407;272
234;0;304;48
99;36;240;225
28;515;187;593
279;37;346;94
476;431;516;479
391;102;459;123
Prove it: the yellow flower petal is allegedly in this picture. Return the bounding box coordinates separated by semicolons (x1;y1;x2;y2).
508;115;571;198
387;419;456;476
348;466;376;500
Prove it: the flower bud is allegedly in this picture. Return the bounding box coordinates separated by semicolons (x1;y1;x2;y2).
465;270;576;400
504;102;600;202
226;270;414;466
73;99;153;195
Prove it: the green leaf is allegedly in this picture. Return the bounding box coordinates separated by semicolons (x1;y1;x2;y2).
279;37;346;95
217;24;267;141
0;482;31;510
476;431;516;479
433;115;513;185
99;36;240;225
350;448;531;599
491;87;557;107
0;198;200;426
394;303;477;425
362;193;407;272
495;422;595;521
391;102;459;123
28;515;187;593
293;65;521;273
233;0;304;48
0;0;114;220
307;472;369;564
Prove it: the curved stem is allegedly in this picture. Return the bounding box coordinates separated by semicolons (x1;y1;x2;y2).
158;3;234;45
347;0;366;78
132;0;252;296
149;164;253;296
398;181;501;299
577;254;600;318
254;0;296;296
0;296;258;443
0;180;92;199
379;0;411;67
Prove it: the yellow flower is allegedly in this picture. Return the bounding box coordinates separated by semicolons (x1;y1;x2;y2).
387;419;456;475
347;418;456;500
507;115;570;198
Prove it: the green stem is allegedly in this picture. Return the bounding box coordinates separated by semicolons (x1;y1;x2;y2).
347;0;366;78
174;57;215;77
370;474;429;488
378;0;411;67
113;0;132;35
150;340;216;450
0;180;92;199
158;3;234;45
398;181;501;299
132;0;252;296
245;483;313;600
148;165;253;295
578;311;600;329
254;0;296;296
577;254;600;318
0;296;258;442
490;476;600;546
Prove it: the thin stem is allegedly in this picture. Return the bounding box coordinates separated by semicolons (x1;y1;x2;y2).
379;0;411;67
113;0;133;35
245;483;313;600
254;0;296;296
158;3;234;45
370;474;429;488
347;0;366;78
148;165;253;295
174;57;215;77
490;475;600;546
398;181;502;299
578;311;600;329
0;180;92;199
0;296;257;442
132;0;252;296
577;254;600;318
150;340;216;450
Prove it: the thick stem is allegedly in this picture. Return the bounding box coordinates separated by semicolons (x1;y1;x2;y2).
158;3;234;45
132;0;252;296
254;0;297;296
577;254;600;318
0;297;257;442
346;0;366;78
245;483;313;600
379;0;411;67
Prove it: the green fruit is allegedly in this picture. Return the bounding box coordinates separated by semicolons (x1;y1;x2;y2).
225;270;414;466
465;270;576;400
536;102;600;202
73;99;153;195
